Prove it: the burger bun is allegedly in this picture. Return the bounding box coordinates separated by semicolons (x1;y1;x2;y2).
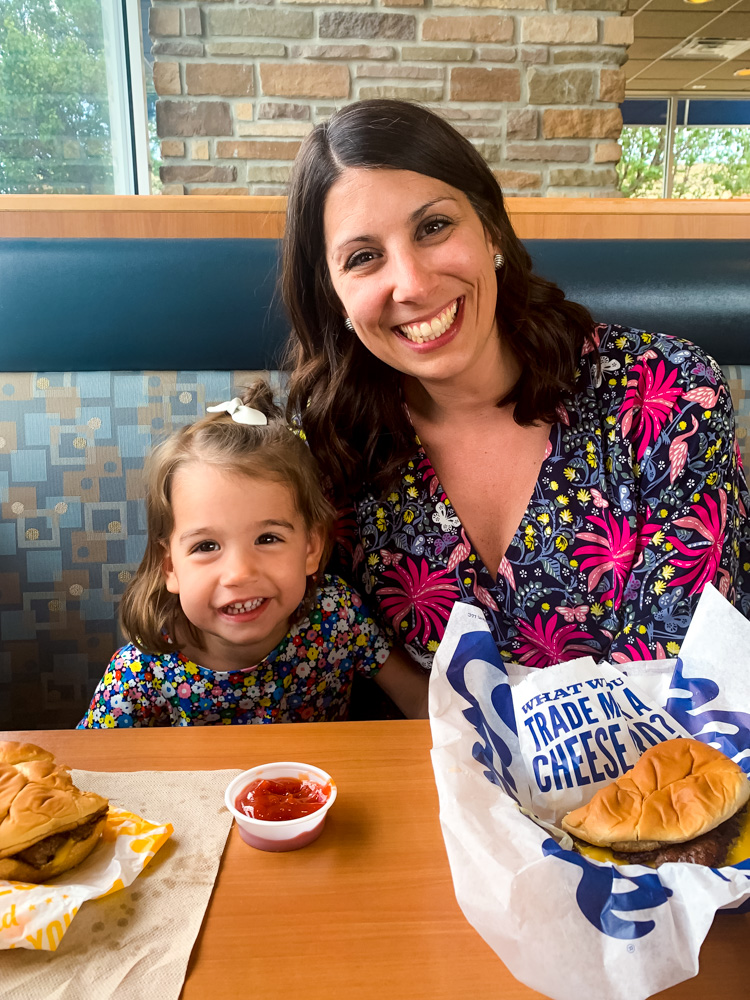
562;738;750;852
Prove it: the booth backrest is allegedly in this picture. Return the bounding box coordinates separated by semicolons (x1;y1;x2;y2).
1;234;749;730
2;238;750;370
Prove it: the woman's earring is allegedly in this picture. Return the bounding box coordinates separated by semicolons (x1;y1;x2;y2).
494;253;505;271
344;318;354;332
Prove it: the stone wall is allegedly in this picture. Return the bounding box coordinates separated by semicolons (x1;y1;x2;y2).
150;1;634;197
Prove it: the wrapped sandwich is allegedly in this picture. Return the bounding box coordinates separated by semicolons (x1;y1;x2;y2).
0;741;109;883
562;738;750;867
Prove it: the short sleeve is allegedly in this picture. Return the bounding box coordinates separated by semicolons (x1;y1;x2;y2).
77;646;171;728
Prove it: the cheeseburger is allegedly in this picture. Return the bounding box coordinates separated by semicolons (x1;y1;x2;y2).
562;738;750;868
0;741;109;883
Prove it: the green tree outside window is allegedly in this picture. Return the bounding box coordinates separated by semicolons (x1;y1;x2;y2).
0;0;113;194
618;123;750;200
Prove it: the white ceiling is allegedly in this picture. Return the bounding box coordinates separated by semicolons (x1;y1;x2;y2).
625;0;750;93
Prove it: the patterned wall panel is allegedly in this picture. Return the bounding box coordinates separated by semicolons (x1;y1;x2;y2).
2;366;749;730
0;370;282;730
725;366;750;471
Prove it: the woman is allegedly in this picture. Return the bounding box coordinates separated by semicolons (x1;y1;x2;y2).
282;99;750;676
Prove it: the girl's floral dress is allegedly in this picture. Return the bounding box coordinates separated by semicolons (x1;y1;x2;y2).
77;575;389;727
341;324;750;671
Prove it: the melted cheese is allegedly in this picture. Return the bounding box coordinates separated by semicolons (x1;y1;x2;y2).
574;807;750;869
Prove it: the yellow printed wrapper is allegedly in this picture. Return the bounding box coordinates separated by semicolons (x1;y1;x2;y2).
0;807;173;952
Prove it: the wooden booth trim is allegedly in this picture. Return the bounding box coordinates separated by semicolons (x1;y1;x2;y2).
1;195;748;240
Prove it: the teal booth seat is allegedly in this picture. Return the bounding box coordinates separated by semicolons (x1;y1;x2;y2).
1;236;749;729
1;239;750;370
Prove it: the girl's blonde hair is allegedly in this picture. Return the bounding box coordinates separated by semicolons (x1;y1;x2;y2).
120;380;334;655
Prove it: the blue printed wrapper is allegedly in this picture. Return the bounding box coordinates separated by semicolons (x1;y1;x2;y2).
429;583;750;1000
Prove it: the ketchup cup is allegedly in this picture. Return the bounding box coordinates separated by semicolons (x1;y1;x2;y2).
225;762;337;853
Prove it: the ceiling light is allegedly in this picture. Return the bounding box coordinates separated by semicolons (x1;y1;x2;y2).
691;84;707;89
683;0;715;5
735;68;750;77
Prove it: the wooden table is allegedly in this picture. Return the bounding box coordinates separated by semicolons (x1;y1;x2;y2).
4;722;748;1000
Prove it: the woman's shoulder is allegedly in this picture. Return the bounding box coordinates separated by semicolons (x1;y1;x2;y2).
595;323;723;377
584;322;729;407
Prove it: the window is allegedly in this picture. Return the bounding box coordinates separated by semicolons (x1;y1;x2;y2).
0;0;153;194
617;99;669;199
618;98;750;199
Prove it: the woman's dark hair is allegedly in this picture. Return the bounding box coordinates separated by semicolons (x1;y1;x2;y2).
120;380;334;654
282;99;594;502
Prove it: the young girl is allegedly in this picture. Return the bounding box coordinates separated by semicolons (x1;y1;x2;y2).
78;383;427;727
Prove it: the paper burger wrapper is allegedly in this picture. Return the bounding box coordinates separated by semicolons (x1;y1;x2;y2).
0;807;173;951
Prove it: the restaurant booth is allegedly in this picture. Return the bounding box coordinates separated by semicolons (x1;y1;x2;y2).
1;195;749;999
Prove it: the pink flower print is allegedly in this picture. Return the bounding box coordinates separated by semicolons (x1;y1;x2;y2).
377;557;459;644
515;614;596;669
416;454;445;502
667;489;727;596
714;566;731;599
466;567;500;611
611;636;667;663
619;358;682;461
590;488;609;509
682;384;724;410
176;682;192;699
582;324;605;355
498;556;516;592
735;438;745;474
446;527;471;573
668;415;699;484
573;512;638;604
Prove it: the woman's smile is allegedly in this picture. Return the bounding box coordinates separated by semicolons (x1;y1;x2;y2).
395;296;462;346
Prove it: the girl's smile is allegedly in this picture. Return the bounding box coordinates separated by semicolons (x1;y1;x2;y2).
220;598;265;617
162;463;324;671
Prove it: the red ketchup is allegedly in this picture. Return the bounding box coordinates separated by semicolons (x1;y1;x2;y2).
235;777;330;822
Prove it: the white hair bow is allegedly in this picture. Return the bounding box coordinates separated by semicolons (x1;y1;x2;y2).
206;397;268;426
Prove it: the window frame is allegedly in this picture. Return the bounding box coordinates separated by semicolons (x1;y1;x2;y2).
123;0;151;194
623;93;750;199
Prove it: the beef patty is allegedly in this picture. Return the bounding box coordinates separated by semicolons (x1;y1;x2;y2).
612;806;746;868
12;806;109;868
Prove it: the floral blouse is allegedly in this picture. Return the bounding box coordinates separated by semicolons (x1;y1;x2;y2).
340;324;750;671
77;575;389;727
